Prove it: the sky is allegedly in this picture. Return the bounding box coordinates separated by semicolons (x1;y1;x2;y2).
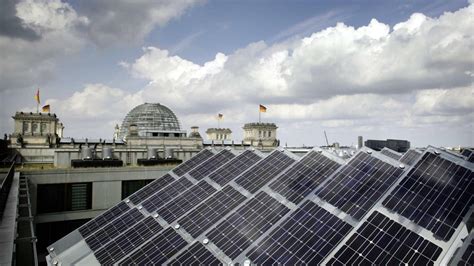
0;0;473;148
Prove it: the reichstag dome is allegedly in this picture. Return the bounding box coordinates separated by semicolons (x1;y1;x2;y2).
118;103;185;139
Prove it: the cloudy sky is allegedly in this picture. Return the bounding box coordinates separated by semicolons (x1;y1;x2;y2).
0;0;472;148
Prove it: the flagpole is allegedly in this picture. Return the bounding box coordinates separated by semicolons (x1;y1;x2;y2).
259;110;261;123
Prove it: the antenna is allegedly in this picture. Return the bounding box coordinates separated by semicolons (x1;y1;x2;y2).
324;131;329;146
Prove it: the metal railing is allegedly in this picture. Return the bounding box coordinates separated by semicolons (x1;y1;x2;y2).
0;162;14;219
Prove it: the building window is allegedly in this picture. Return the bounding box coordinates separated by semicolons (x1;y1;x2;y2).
122;179;153;199
23;122;29;133
259;131;262;137
37;183;92;214
32;123;39;133
268;131;271;137
41;123;47;134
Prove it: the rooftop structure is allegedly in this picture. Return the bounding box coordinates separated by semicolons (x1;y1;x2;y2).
47;146;473;265
118;103;184;139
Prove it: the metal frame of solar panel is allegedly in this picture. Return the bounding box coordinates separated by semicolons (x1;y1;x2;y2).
380;147;403;160
382;147;474;241
400;148;423;166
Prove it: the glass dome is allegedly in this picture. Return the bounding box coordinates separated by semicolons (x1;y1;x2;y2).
118;103;182;139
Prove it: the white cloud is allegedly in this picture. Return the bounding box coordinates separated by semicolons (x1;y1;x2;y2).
0;0;88;92
76;0;202;46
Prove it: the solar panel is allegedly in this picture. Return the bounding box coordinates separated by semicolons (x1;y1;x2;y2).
169;242;222;266
380;148;402;160
85;208;144;251
461;148;473;158
208;150;262;186
269;151;341;204
179;186;247;238
400;149;422;166
315;152;404;220
328;211;442;265
128;173;175;204
78;201;130;238
118;227;188;265
142;177;193;212
188;150;235;180
383;151;474;241
206;192;290;259
235;151;295;193
172;149;214;176
247;200;353;265
94;216;163;264
157;181;217;224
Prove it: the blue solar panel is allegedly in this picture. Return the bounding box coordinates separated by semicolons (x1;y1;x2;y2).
235;151;295;193
315;152;403;220
118;227;188;265
157;181;217;223
172;149;214;176
142;177;193;212
208;150;262;186
383;151;474;241
380;148;402;160
85;208;144;251
400;149;422;166
247;200;353;265
188;150;235;180
78;201;129;238
269;151;341;204
178;185;247;238
128;174;175;204
94;216;163;264
328;211;442;265
169;242;222;266
206;192;290;259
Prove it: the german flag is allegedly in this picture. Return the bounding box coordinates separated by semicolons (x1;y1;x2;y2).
259;104;267;113
217;113;223;119
35;89;40;104
42;104;50;113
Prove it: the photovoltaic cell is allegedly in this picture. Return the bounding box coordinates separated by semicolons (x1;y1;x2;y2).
128;174;175;204
269;151;340;204
328;211;442;265
206;192;290;259
179;186;247;238
173;149;214;176
400;149;422;166
188;150;235;180
119;227;188;265
94;216;162;264
142;177;193;213
208;150;262;186
85;208;144;251
78;201;129;238
383;152;474;241
235;151;295;193
157;181;217;224
458;237;473;265
315;152;403;220
247;200;353;265
380;148;402;160
169;242;222;266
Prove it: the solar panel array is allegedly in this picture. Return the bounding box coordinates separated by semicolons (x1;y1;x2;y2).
49;147;474;266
